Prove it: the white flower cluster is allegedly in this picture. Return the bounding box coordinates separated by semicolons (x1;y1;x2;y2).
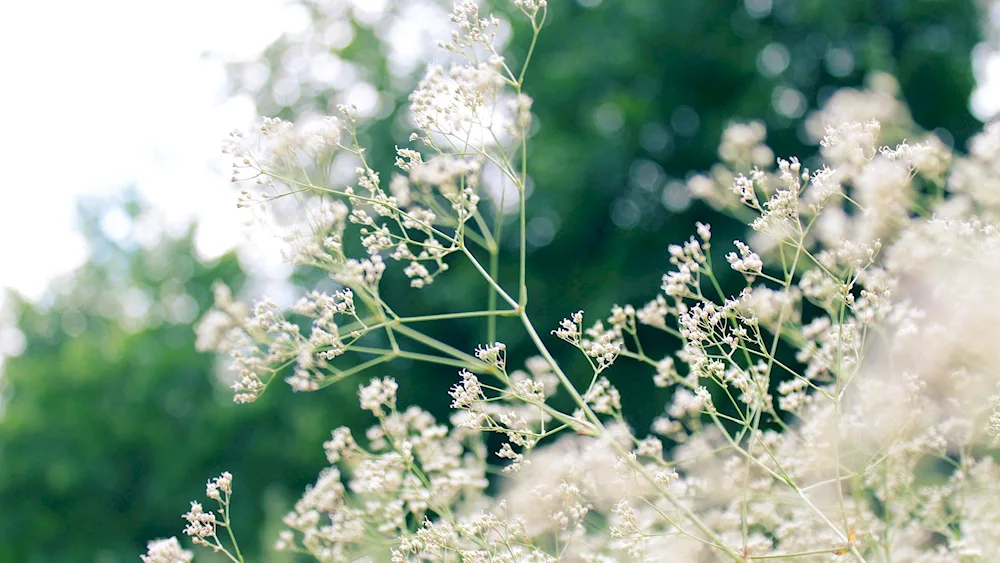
141;538;192;563
448;351;562;475
194;282;369;402
661;223;710;297
224;100;490;295
725;240;762;279
179;472;241;559
718;120;774;167
224;115;343;185
277;388;493;561
358;376;398;416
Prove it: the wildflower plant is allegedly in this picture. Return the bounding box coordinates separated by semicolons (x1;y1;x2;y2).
145;1;1000;561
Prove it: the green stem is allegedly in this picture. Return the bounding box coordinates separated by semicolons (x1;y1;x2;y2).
222;496;244;563
394;324;493;374
488;243;500;343
462;246;519;310
398;309;517;324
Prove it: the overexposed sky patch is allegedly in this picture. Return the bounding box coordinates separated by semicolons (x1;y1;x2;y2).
0;0;307;300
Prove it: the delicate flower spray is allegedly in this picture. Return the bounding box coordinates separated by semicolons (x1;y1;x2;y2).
144;1;1000;561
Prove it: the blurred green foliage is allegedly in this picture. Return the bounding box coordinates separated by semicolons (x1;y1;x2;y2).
0;0;988;560
0;196;360;562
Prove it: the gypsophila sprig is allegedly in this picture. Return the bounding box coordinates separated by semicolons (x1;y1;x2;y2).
182;472;244;562
726;240;763;280
151;2;1000;561
141;538;193;563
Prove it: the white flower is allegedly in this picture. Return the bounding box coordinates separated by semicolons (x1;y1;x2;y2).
182;501;216;541
205;472;232;501
450;369;485;411
819;119;881;173
653;357;678;388
474;342;507;369
359;377;399;415
718;120;769;165
324;427;358;464
726;240;763;278
141;538;193;563
553;310;584;344
584;376;622;415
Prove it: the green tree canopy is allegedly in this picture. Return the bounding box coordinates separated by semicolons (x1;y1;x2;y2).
0;195;357;561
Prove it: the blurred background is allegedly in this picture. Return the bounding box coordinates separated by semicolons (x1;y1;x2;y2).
1;0;998;560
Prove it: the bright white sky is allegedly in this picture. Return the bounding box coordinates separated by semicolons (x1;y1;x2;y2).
0;0;312;302
0;0;998;307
